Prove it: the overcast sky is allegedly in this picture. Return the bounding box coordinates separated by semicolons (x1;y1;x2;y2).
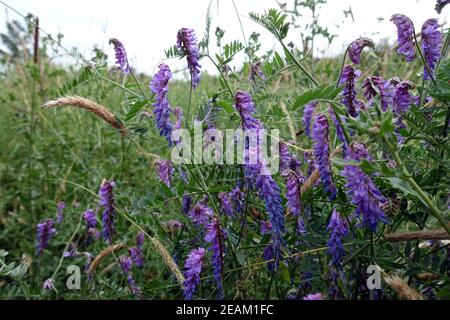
1;0;448;75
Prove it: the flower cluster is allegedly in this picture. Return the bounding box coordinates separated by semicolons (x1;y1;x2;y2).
56;201;65;224
391;14;416;62
312;113;337;200
327;209;348;299
83;209;99;243
435;0;449;14
36;219;56;255
341;144;387;232
150;63;173;146
340;65;363;117
119;255;141;298
303;101;318;137
362;76;394;111
183;247;206;300
218;187;245;217
205;217;227;299
177;28;202;89
348;37;374;64
156;159;174;188
99;179;116;244
421;19;442;80
109;38;130;75
249;61;266;82
129;231;145;269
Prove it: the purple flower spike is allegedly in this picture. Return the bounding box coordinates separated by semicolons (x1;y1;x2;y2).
99;179;116;244
362;76;394;111
183;248;206;300
36;219;56;256
205;217;227;299
182;195;193;214
327;209;348;299
348;37;374;64
282;162;304;217
109;38;130;75
218;192;234;216
436;0;450;13
249;61;266;82
303;101;319;137
56;201;66;224
341;145;387;232
177;28;202;89
234;91;262;130
391;14;416;62
340;65;362;117
150;63;173;146
327;209;348;265
156;159;174;188
327;106;347;148
129;247;144;269
421;19;442;80
303;293;324;300
188;201;214;226
119;255;142;298
312;113;337;200
173;107;184;130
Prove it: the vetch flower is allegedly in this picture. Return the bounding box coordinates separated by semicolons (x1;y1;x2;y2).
188;200;214;226
36;219;56;255
282;162;306;234
119;255;141;298
391;14;416;62
177;28;202;89
340;65;363;117
99;179;117;244
341;144;388;232
183;247;206;300
234;91;285;265
173;106;184;130
312;113;337;200
421;19;442;80
156;159;173;188
56;201;65;224
327;209;348;299
182;195;193;214
205;217;227;299
43;278;55;291
436;0;450;13
303;101;318;137
303;293;324;300
150;63;173;146
83;209;99;243
129;232;145;269
249;61;266;82
348;37;374;64
362;76;394;111
234;91;262;130
218;192;234;216
109;38;130;75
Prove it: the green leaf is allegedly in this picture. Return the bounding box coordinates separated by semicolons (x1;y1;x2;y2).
293;83;341;110
385;177;421;199
124;100;148;121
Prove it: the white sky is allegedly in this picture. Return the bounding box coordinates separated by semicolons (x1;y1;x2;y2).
1;0;449;75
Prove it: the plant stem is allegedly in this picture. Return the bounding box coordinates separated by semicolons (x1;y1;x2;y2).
280;41;319;86
382;136;450;236
413;33;438;87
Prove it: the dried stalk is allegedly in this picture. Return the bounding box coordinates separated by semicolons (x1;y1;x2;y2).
44;96;126;134
86;243;125;276
384;275;424;300
385;227;450;242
